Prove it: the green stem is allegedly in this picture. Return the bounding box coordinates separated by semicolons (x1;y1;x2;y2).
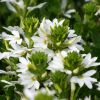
70;82;76;100
74;87;80;99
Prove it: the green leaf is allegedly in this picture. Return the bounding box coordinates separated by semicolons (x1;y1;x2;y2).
83;3;97;15
35;93;53;100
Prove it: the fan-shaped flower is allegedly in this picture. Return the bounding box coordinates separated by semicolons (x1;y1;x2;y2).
18;71;40;90
70;70;97;89
82;53;100;68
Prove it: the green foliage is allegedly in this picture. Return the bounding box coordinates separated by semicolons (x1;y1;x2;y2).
83;3;97;15
50;71;68;98
35;92;53;100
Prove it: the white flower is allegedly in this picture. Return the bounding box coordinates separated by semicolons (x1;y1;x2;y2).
82;53;100;68
1;26;25;45
17;57;31;73
9;43;31;56
32;19;64;49
0;52;18;59
38;18;64;36
1;0;25;10
32;19;84;52
48;52;64;72
47;51;72;74
23;88;37;100
18;71;40;89
2;31;22;45
0;44;30;60
70;70;97;89
17;57;40;89
3;26;24;35
62;28;84;52
96;82;100;91
66;29;84;52
23;87;55;100
31;36;48;49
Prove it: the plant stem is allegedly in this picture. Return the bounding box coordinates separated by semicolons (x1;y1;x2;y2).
70;82;76;100
74;87;80;99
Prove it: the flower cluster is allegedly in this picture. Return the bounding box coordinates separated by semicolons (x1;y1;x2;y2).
0;18;100;100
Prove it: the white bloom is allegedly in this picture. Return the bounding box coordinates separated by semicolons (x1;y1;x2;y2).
23;88;55;100
1;26;25;45
96;82;100;91
3;26;24;35
82;53;100;68
32;19;64;49
70;70;97;89
31;36;48;49
18;71;40;89
0;44;30;60
17;57;40;89
0;52;18;59
17;57;30;73
67;35;84;52
9;43;31;56
38;18;64;36
2;31;22;45
48;52;64;72
23;88;37;100
1;0;25;10
32;19;83;52
67;28;84;51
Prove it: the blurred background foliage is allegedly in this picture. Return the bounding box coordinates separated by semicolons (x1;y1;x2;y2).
0;0;100;99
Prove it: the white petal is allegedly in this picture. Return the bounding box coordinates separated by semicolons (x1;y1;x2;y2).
82;53;92;68
84;78;92;89
19;57;28;65
11;30;20;38
17;39;22;45
83;70;96;77
33;81;40;89
1;80;13;85
87;77;97;82
68;30;76;37
77;78;84;87
91;62;100;67
0;70;6;74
